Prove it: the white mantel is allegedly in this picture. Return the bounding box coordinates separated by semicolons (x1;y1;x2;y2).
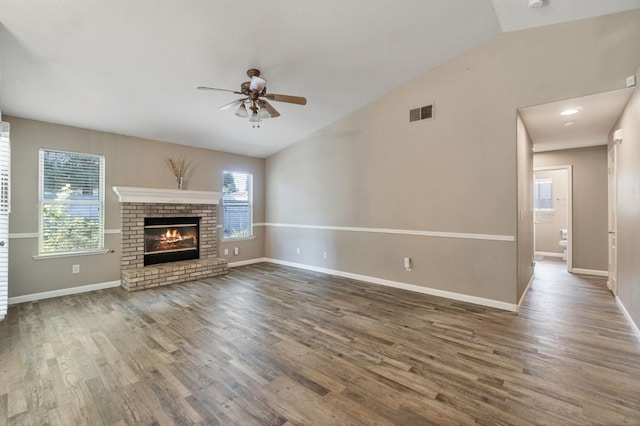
112;186;221;205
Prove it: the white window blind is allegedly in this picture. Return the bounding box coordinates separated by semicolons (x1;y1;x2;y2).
0;121;10;321
534;178;553;210
222;170;253;239
39;149;105;255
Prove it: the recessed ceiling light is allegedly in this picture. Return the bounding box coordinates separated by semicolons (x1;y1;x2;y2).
560;108;580;116
564;121;575;127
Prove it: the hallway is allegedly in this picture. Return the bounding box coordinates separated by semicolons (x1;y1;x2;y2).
518;258;640;422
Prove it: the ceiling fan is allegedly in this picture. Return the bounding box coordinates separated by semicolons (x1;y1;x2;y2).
198;69;307;128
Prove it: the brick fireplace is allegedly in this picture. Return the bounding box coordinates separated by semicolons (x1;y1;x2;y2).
112;187;228;291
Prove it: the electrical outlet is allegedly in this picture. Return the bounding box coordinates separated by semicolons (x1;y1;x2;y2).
224;248;229;256
296;248;301;255
404;257;411;271
72;264;80;274
626;74;636;87
323;251;327;259
233;247;239;256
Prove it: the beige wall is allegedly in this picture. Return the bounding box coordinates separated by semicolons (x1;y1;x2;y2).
265;11;640;306
533;169;569;254
516;114;534;300
611;68;640;330
534;146;608;271
6;116;265;297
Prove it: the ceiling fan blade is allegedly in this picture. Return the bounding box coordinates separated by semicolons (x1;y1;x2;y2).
249;76;267;93
197;86;243;95
260;100;281;118
264;93;307;105
218;98;246;111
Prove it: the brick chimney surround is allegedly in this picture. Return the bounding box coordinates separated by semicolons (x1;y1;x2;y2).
112;186;228;291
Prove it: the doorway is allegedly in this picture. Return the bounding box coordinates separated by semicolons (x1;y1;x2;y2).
519;87;633;281
533;166;572;272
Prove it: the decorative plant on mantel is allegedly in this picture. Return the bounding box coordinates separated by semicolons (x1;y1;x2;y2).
165;156;192;189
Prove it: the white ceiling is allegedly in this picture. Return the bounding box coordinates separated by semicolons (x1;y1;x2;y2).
1;0;639;158
491;0;640;31
520;88;634;152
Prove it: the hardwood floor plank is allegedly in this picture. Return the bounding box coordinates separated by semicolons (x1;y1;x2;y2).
0;394;7;426
212;369;288;426
6;389;26;419
182;393;232;426
85;376;123;425
261;375;358;425
109;382;157;425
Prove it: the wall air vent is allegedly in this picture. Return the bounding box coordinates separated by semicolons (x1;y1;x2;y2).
409;104;434;124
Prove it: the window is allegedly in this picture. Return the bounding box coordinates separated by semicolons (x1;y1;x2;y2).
39;149;105;255
222;170;253;239
534;178;553;210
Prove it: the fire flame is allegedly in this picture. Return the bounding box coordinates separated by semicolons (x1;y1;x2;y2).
147;226;197;252
164;228;182;242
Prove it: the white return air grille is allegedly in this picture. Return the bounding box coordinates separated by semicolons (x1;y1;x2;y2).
409;104;434;124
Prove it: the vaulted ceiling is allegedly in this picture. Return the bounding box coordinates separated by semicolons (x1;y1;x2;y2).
1;0;639;157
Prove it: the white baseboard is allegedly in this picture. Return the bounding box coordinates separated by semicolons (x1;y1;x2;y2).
535;251;563;258
227;258;268;268
8;280;121;305
262;258;517;312
9;257;521;311
572;268;609;277
517;272;535;312
616;296;640;343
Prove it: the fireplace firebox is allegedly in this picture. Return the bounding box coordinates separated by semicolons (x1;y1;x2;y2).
144;217;200;266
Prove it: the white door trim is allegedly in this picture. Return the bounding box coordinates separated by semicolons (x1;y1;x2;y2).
607;142;618;295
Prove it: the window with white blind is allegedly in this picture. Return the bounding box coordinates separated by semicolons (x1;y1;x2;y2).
39;149;105;255
222;170;253;240
534;178;553;210
0;121;10;321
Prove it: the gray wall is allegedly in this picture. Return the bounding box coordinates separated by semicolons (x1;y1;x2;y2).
534;146;608;271
611;68;640;331
7;116;265;297
265;11;640;305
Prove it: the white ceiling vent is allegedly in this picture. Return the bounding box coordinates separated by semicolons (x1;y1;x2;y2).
409;104;434;124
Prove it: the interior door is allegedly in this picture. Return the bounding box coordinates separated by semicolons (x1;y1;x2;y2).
0;121;9;321
607;143;617;295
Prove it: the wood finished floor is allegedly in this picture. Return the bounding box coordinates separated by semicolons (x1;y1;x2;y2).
1;259;640;425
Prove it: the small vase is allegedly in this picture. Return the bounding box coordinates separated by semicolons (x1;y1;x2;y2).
177;177;183;190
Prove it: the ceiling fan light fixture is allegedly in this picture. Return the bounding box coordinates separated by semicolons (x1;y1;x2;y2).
249;75;267;93
234;103;249;118
199;68;306;128
258;106;270;119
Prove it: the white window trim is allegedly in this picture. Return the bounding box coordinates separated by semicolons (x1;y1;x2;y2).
222;170;254;240
38;149;105;256
221;235;257;242
33;249;111;260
